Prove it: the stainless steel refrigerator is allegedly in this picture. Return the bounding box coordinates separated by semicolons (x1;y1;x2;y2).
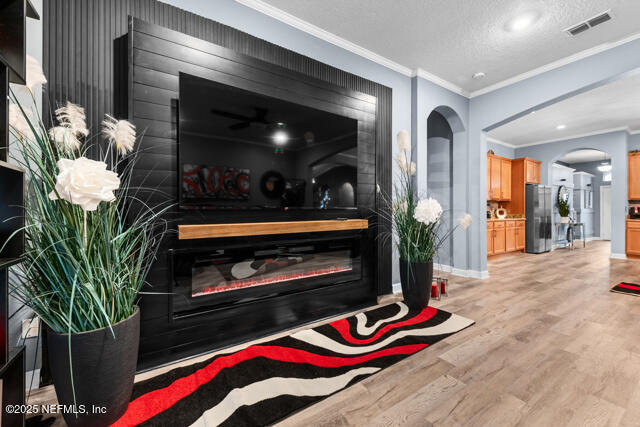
525;184;552;253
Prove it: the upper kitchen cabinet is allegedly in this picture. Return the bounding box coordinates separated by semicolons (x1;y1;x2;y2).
487;154;512;201
629;152;640;200
525;158;541;184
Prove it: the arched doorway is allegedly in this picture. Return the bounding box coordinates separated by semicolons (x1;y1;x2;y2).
427;110;453;266
426;106;466;269
552;148;612;247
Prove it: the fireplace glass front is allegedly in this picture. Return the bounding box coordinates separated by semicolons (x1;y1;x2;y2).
171;236;362;318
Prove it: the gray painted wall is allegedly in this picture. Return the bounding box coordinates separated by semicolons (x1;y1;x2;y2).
515;131;628;255
630;134;640;151
488;141;515;159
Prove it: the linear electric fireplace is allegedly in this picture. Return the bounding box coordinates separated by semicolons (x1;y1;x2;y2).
170;235;362;319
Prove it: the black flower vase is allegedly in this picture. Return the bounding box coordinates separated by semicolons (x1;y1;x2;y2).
47;308;140;426
399;259;432;310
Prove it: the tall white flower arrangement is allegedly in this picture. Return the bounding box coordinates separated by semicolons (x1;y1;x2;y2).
3;57;171;339
380;130;472;263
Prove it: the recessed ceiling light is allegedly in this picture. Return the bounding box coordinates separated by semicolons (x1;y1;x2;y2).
556;124;566;130
472;72;486;80
506;11;540;32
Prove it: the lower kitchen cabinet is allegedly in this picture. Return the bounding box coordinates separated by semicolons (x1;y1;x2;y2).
488;220;526;256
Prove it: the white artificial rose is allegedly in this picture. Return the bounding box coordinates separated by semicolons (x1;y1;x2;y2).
397;130;410;152
458;213;473;229
413;198;442;225
48;157;120;211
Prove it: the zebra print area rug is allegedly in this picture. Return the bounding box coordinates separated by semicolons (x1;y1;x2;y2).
112;302;474;426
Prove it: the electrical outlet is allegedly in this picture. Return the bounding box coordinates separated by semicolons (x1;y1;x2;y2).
21;317;40;339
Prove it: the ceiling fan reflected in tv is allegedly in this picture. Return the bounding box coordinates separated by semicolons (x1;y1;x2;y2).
178;72;359;211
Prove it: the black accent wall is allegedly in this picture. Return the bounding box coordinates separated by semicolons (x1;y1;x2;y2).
43;0;392;369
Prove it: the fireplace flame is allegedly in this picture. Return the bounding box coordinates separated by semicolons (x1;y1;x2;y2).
192;265;353;297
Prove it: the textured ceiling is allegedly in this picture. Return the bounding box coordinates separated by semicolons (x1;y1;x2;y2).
251;0;640;95
488;72;640;146
557;149;610;164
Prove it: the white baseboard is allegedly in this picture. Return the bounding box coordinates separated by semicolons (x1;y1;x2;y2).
391;265;489;294
391;282;401;294
434;264;489;279
610;253;627;260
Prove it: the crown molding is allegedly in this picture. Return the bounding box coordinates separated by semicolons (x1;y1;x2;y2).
469;31;640;98
234;0;414;76
513;126;631;149
412;68;468;97
630;128;640;135
486;136;517;149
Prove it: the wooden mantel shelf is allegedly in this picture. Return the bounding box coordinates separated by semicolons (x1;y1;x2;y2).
178;219;369;240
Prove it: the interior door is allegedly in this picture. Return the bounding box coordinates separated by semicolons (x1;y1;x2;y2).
600;185;611;240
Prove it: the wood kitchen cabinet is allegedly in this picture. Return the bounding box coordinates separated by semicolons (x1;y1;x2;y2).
626;220;640;256
501;159;512;200
487;154;512;201
525;158;541;184
629;153;640;200
493;221;506;254
515;220;525;250
488;220;525;256
487;221;494;256
506;222;516;252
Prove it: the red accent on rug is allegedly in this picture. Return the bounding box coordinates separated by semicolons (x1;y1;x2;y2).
329;306;437;344
617;283;640;291
112;343;427;426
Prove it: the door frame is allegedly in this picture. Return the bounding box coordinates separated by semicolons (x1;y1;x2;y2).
600;184;611;240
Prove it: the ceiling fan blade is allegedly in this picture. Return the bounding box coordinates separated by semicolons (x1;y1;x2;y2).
229;122;251;130
211;108;252;121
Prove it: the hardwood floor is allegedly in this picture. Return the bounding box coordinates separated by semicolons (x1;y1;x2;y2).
27;241;640;426
279;241;640;427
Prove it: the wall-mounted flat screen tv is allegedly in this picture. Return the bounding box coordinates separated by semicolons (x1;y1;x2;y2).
178;73;358;210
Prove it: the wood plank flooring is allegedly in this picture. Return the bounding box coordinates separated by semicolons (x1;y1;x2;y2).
279;242;640;427
27;242;640;426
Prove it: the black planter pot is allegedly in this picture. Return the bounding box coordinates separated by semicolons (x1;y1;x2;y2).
47;308;140;426
399;259;433;310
